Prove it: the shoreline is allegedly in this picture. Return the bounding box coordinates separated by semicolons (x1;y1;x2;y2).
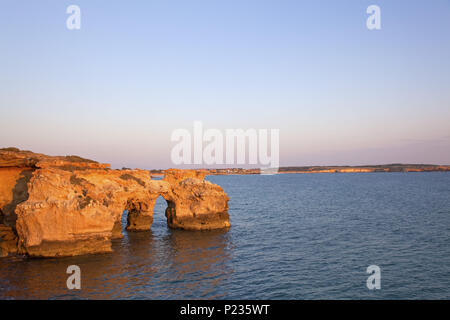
150;164;450;176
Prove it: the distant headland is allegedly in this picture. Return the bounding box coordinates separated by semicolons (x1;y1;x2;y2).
150;164;450;176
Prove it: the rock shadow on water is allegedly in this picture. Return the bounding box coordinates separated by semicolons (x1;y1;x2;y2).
104;209;235;299
153;228;234;299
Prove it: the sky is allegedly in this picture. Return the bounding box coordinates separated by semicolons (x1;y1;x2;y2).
1;0;449;169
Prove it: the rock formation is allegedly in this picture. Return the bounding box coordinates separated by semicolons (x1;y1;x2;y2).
0;148;230;258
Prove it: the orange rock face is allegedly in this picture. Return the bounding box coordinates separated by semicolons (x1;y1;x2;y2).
0;148;230;258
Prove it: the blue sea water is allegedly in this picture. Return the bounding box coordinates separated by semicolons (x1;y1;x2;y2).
1;172;449;299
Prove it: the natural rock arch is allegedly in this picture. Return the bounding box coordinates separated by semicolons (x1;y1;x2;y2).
118;194;176;234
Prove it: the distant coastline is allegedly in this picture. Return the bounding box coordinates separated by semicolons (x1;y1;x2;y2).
150;164;450;176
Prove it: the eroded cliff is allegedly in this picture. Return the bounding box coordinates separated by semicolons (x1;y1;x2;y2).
0;148;230;258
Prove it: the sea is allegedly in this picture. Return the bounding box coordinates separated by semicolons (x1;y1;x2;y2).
1;172;449;299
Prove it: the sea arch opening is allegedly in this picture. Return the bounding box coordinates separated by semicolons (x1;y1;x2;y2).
116;194;177;237
151;195;175;232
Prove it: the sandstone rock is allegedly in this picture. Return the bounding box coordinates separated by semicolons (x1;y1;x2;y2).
0;224;18;257
0;148;230;258
163;170;230;230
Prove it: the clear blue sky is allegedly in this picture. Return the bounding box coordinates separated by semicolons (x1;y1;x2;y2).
1;0;449;168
